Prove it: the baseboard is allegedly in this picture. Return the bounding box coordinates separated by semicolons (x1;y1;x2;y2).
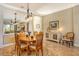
47;39;59;43
74;44;79;47
0;43;15;48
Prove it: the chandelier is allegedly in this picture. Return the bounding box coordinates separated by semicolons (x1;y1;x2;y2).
26;3;32;20
11;3;33;24
11;13;17;24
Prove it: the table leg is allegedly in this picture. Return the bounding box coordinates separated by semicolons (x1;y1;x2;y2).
27;43;31;55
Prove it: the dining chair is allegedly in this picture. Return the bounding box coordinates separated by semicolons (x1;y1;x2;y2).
29;32;43;56
62;32;74;47
15;32;29;56
34;31;38;35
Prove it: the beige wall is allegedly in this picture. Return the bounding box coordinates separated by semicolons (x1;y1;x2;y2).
43;8;73;39
33;16;42;32
43;5;79;47
0;6;4;47
73;5;79;46
25;16;42;35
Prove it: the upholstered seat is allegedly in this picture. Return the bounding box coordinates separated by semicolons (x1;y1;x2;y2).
20;43;28;48
30;45;36;49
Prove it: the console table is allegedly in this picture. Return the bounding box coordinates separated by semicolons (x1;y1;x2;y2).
45;32;62;43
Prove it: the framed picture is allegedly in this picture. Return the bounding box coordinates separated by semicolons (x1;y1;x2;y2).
36;24;40;29
49;21;59;30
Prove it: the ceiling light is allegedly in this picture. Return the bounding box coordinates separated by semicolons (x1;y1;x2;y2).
25;3;33;20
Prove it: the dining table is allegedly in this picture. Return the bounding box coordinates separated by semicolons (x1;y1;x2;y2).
19;35;36;55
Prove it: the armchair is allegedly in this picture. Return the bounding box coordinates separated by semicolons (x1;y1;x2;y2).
62;32;74;47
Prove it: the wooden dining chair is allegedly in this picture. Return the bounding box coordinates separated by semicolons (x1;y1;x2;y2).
30;36;36;45
15;32;29;56
29;32;43;56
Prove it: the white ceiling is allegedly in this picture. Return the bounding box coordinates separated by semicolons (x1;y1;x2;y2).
1;3;79;16
0;3;79;24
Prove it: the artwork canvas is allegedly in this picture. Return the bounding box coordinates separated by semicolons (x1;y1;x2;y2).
49;21;59;30
36;24;40;29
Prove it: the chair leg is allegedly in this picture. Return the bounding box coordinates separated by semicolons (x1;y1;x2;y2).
19;49;21;56
17;47;21;56
36;50;39;56
68;42;71;47
17;48;20;56
41;48;43;56
27;46;30;55
62;40;64;45
64;41;67;45
16;46;20;56
66;41;70;47
64;41;66;46
72;41;74;46
68;41;74;47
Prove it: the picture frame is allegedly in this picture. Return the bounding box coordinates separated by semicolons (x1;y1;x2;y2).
49;20;59;30
36;24;40;29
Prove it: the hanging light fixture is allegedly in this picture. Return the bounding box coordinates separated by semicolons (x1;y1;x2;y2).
11;12;17;24
25;3;32;20
10;12;18;53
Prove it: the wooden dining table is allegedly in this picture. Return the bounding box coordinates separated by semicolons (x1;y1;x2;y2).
19;36;36;55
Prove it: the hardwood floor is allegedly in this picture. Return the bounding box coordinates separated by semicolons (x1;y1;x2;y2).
0;40;79;56
0;48;3;56
44;41;79;56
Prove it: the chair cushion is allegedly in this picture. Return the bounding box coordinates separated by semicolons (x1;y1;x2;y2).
30;45;36;49
63;39;71;41
20;44;28;48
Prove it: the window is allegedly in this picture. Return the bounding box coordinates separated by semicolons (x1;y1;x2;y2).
4;24;14;34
